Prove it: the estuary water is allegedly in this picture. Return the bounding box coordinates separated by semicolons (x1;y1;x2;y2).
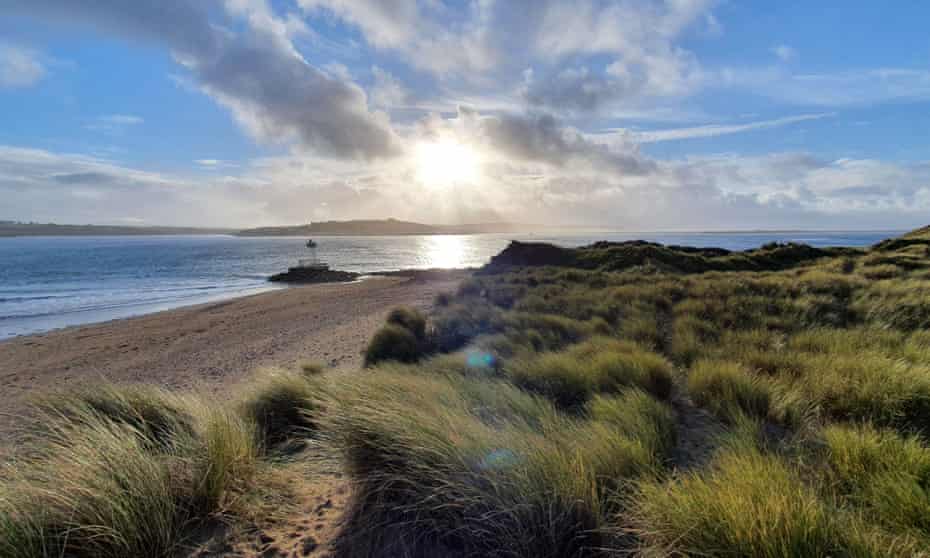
0;230;902;339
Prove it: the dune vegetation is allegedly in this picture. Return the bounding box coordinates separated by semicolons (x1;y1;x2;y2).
3;226;930;557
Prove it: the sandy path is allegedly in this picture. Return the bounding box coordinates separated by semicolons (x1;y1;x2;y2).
0;275;463;434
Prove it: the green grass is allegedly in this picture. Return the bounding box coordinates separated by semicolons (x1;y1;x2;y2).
587;390;676;458
0;389;259;558
687;359;773;423
633;448;916;557
326;369;670;557
237;368;319;453
505;337;673;410
824;424;930;536
364;323;422;366
386;305;427;340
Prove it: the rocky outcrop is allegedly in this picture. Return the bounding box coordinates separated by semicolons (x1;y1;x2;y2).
268;267;359;284
483;241;578;271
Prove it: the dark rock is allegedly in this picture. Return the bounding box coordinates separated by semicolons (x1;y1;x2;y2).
268;268;359;284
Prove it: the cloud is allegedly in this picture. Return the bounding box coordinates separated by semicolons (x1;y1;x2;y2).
369;66;411;109
0;44;46;89
771;45;797;62
99;114;144;125
299;0;495;76
85;114;145;134
720;66;930;107
302;0;714;110
1;144;928;231
523;51;704;113
11;0;400;160
468;109;655;175
618;113;833;143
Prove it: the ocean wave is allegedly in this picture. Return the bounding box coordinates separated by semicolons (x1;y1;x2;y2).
0;283;276;321
0;294;70;303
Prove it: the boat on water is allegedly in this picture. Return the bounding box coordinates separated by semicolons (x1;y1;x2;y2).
306;239;317;248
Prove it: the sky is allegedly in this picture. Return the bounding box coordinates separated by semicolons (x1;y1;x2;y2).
1;0;929;230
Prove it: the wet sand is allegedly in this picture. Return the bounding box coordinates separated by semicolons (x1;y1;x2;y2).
0;274;464;435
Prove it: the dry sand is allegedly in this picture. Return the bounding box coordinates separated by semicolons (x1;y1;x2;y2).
0;274;464;434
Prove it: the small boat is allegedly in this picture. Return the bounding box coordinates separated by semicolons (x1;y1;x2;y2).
306;239;317;248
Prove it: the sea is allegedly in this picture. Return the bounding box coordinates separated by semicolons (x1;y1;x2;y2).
0;231;904;340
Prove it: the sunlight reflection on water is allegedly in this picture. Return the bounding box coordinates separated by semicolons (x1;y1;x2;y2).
423;235;467;268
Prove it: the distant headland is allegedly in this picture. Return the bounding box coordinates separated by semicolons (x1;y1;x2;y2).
0;219;538;237
235;218;537;236
0;221;235;237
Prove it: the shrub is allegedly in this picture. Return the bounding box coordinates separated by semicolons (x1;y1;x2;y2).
386;306;427;340
364;323;422;366
238;369;318;452
687;360;772;423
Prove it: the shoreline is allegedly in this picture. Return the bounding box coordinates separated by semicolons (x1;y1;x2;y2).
0;272;467;440
0;282;285;341
0;269;473;342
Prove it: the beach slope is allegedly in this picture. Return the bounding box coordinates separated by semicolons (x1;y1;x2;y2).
0;275;462;432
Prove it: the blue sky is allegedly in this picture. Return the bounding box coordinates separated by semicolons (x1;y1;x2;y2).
1;0;928;229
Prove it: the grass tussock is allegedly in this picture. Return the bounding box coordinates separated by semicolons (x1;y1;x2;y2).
0;389;259;558
505;338;673;410
824;424;930;536
364;323;422;366
0;367;325;557
237;368;320;453
386;305;427;340
687;359;772;423
633;448;916;557
327;370;670;557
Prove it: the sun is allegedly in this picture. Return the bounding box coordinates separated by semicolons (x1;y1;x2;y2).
414;139;482;188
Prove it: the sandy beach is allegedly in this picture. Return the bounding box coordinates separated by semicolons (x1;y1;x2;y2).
0;274;464;436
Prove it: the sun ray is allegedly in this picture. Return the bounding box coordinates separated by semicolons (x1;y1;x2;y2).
414;139;482;188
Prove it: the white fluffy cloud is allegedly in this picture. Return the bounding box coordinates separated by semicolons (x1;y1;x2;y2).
0;44;46;89
11;0;400;160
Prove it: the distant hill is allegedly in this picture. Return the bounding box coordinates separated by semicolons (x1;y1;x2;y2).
0;222;234;237
235;219;536;236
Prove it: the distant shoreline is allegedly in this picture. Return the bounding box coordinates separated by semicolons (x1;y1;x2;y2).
2;219;911;238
